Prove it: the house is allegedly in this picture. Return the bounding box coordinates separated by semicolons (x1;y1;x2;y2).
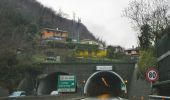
125;48;139;56
125;47;139;61
41;28;68;41
74;49;107;58
113;46;124;53
81;39;99;45
80;39;104;49
74;39;107;58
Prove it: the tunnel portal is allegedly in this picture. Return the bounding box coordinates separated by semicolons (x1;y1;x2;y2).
37;72;68;95
84;71;127;97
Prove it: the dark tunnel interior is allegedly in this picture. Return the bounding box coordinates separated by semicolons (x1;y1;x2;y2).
84;71;124;97
37;72;68;95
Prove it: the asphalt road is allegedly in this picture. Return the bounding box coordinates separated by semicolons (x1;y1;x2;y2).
81;97;127;100
0;94;129;100
0;95;86;100
80;94;127;100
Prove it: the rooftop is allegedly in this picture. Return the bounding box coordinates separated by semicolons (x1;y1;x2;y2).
42;28;68;33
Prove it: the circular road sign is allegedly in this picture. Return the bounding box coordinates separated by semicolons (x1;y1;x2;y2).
146;68;158;82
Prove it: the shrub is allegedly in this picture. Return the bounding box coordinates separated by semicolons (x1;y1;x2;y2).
137;47;157;79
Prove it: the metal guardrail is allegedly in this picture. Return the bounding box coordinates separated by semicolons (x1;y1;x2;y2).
157;51;170;62
0;95;86;100
149;95;170;100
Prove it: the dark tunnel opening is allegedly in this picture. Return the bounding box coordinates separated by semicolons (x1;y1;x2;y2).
84;71;126;97
37;72;68;95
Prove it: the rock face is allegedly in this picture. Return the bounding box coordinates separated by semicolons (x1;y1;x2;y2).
0;87;8;97
17;72;37;95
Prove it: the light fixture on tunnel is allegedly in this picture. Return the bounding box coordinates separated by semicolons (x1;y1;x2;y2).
124;80;128;83
101;77;109;87
83;80;86;84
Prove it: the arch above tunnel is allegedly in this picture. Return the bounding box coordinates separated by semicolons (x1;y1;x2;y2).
37;72;69;95
84;71;127;96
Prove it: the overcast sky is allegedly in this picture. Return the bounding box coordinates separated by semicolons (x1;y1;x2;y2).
36;0;139;49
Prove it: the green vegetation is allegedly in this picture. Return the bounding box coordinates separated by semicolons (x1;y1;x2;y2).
0;0;99;92
45;41;99;50
0;50;42;93
106;45;124;59
124;0;170;79
124;0;170;45
137;47;157;79
138;24;153;50
0;0;40;92
62;57;133;63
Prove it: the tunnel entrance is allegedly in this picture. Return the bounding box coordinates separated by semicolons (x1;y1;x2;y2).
84;71;127;97
37;72;68;95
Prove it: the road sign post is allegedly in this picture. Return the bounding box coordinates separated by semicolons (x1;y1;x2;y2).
146;67;158;88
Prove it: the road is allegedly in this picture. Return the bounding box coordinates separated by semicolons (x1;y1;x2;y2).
81;97;127;100
0;95;86;100
0;95;128;100
80;94;127;100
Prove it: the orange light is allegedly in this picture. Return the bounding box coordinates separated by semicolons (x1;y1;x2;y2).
98;94;111;99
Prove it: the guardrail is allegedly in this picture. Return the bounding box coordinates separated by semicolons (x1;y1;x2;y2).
149;95;170;100
0;94;86;100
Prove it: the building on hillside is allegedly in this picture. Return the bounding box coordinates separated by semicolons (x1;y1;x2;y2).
74;39;107;58
74;49;107;58
80;39;104;50
81;39;99;45
125;48;139;56
41;28;68;42
125;47;139;61
113;46;125;53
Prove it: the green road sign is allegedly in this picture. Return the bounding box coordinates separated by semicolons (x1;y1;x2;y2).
58;75;76;92
121;83;126;91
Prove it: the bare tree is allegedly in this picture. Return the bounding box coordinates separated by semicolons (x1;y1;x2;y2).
56;8;69;18
123;0;170;41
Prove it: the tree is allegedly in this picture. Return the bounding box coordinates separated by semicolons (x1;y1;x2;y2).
106;46;124;59
107;45;116;59
123;0;170;78
56;8;69;18
138;24;152;50
123;0;170;43
0;0;42;92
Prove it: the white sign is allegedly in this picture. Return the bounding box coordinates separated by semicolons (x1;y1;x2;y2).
96;66;112;71
59;75;75;81
147;70;157;80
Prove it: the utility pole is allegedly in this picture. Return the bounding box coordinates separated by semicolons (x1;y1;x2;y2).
71;12;76;40
77;18;81;43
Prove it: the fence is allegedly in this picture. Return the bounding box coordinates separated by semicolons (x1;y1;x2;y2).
149;95;170;100
156;33;170;81
155;32;170;96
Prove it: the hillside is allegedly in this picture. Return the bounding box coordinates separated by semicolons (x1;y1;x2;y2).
0;0;96;41
0;0;97;92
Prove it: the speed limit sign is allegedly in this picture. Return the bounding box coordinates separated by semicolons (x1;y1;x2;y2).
146;68;158;82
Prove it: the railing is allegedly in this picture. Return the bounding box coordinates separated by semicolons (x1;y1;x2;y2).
149;95;170;100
